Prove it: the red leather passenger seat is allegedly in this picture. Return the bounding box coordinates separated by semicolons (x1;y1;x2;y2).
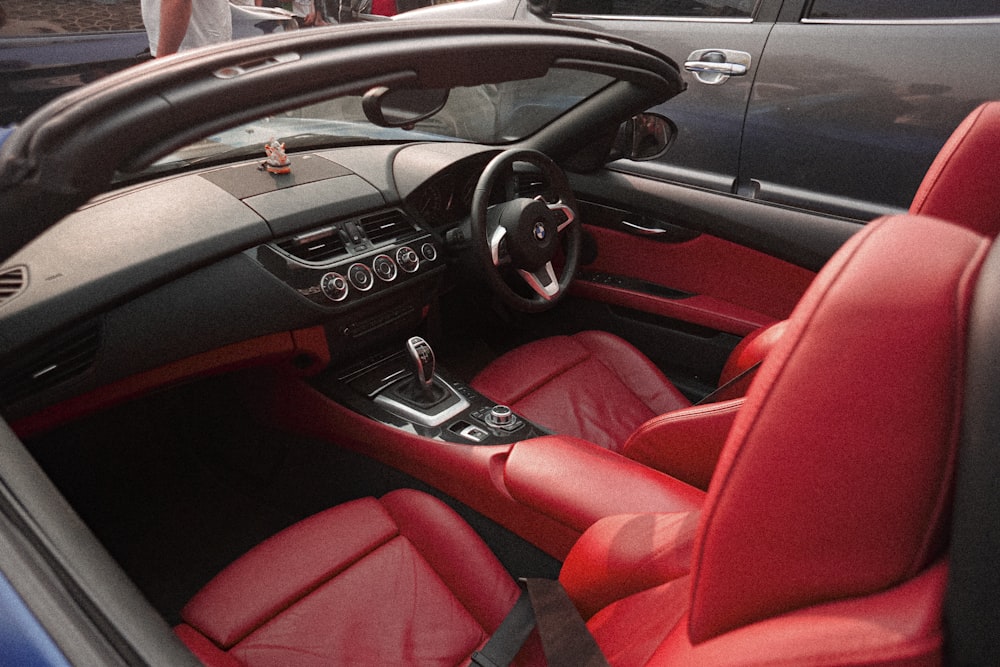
564;212;990;663
175;490;539;666
910;100;1000;236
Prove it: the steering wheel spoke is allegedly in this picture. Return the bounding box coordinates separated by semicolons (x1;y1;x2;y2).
517;263;561;301
538;197;576;232
489;224;510;266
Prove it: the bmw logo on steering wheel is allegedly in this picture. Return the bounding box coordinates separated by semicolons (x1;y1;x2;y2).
533;221;547;241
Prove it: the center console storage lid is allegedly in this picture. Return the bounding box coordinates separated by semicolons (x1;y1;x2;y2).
504;436;705;533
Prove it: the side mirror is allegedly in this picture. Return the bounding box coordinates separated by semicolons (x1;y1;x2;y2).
611;113;676;161
362;86;450;128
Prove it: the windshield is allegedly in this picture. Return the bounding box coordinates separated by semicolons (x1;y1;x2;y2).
141;66;615;177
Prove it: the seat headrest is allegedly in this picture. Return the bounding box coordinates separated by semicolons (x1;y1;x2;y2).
910;101;1000;237
688;214;993;643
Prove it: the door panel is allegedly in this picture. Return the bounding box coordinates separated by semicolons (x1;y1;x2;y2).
564;168;857;397
577;221;814;329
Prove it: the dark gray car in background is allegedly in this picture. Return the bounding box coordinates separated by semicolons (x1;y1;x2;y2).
399;0;1000;221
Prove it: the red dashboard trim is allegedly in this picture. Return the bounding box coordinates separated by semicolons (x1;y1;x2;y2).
12;327;330;439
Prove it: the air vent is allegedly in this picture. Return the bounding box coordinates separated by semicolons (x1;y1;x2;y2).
0;322;101;408
359;210;415;246
514;171;551;199
276;226;348;264
0;266;27;306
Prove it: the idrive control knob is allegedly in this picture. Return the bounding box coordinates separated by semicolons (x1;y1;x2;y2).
485;405;515;428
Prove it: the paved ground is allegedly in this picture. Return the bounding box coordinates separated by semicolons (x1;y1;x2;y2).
2;0;145;34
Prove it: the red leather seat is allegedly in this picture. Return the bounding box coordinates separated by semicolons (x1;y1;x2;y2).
910;100;1000;236
469;322;783;453
175;489;542;666
563;212;992;663
175;212;991;665
471;100;1000;479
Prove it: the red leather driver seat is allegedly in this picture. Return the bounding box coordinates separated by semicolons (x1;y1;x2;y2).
174;213;991;665
469;322;783;452
470;100;1000;473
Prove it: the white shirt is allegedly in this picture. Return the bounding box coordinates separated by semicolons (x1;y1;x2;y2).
141;0;233;57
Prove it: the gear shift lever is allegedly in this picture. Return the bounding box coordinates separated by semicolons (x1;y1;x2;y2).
406;336;435;391
374;335;470;426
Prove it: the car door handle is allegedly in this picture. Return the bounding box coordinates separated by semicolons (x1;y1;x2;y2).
621;219;668;235
684;49;751;85
685;61;747;76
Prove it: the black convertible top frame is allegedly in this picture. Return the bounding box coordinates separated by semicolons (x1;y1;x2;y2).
0;20;683;262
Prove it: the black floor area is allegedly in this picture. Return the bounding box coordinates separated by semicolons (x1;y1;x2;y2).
26;372;559;626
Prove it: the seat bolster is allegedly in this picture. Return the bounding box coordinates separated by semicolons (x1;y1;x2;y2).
174;624;243;667
651;560;947;666
379;489;522;634
622;399;742;490
910;101;1000;237
180;497;398;648
716;320;788;391
560;511;700;620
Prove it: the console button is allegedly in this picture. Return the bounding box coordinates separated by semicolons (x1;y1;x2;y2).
320;272;349;302
420;242;438;262
396;246;420;273
485;404;515;428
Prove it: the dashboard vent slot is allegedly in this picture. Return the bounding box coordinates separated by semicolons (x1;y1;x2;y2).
0;322;101;407
359;210;415;246
276;226;348;264
0;266;27;306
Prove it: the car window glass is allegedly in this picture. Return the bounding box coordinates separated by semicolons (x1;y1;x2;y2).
806;0;1000;20
0;0;144;36
140;67;615;178
556;0;757;19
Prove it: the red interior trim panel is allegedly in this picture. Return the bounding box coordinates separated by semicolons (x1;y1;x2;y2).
12;327;330;438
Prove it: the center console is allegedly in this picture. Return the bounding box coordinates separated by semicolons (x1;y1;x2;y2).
314;336;549;445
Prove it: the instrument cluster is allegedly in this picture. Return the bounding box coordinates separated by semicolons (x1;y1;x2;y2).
407;168;480;227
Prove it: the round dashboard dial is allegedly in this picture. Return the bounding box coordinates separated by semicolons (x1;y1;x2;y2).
396;246;420;273
372;254;398;282
347;263;375;291
320;272;349;302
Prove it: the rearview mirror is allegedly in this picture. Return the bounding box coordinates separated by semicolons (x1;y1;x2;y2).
527;0;557;16
612;113;676;161
362;86;450;128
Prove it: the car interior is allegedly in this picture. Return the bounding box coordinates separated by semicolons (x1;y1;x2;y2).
0;20;998;666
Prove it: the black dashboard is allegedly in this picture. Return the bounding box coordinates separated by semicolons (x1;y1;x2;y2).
0;142;520;419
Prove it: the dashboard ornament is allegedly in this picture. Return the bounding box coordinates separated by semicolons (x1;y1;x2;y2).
262;138;291;175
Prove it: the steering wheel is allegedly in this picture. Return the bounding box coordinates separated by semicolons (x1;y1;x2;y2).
470;149;582;312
